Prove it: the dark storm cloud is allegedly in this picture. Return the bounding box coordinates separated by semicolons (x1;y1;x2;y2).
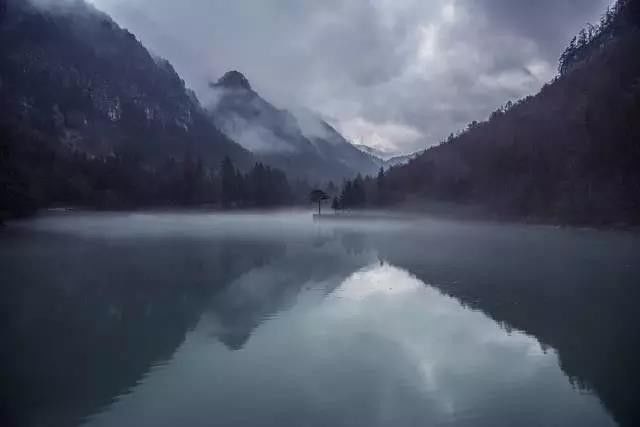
89;0;610;154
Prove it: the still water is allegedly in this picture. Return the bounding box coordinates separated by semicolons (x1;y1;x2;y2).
1;211;639;427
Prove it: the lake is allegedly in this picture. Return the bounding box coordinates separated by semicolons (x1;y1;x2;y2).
1;211;639;427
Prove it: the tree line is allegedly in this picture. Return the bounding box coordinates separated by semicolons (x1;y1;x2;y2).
559;0;640;75
0;124;294;220
317;168;394;212
220;156;292;208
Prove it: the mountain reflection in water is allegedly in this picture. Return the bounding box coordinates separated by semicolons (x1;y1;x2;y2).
1;211;637;427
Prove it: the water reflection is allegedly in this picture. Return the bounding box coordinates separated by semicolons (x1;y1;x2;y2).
371;221;640;426
1;230;286;427
1;212;637;426
82;263;613;427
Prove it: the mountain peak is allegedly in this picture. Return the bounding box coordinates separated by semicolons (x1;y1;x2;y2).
213;70;252;91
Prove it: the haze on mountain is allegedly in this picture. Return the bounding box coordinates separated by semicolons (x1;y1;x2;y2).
353;145;398;161
207;70;379;181
353;144;423;169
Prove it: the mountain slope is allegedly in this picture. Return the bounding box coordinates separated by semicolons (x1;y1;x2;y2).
353;144;421;169
0;0;251;165
0;0;254;214
353;144;396;160
379;0;640;225
207;71;379;182
383;152;421;168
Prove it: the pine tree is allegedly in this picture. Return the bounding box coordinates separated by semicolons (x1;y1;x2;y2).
376;167;385;205
331;196;340;212
352;174;366;207
221;156;236;207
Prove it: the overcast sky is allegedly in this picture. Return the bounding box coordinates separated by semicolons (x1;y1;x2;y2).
89;0;611;155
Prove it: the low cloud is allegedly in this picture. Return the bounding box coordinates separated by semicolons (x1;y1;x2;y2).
89;0;610;154
290;108;338;144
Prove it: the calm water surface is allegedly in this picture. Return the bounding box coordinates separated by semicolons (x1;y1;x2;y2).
1;211;639;427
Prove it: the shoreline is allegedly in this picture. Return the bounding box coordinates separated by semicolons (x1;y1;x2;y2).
2;204;636;234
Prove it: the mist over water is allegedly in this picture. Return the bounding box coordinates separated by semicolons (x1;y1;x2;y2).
2;211;638;427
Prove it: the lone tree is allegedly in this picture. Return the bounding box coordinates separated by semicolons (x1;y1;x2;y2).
309;189;330;215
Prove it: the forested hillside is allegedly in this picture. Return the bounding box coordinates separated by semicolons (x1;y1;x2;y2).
350;0;640;225
0;0;290;217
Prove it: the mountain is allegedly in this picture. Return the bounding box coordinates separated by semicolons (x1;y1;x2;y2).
0;0;261;215
356;0;640;225
353;144;395;160
206;71;379;182
0;0;251;165
383;152;421;168
353;144;421;169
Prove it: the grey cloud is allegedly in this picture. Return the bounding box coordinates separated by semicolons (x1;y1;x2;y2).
90;0;610;154
469;0;612;60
